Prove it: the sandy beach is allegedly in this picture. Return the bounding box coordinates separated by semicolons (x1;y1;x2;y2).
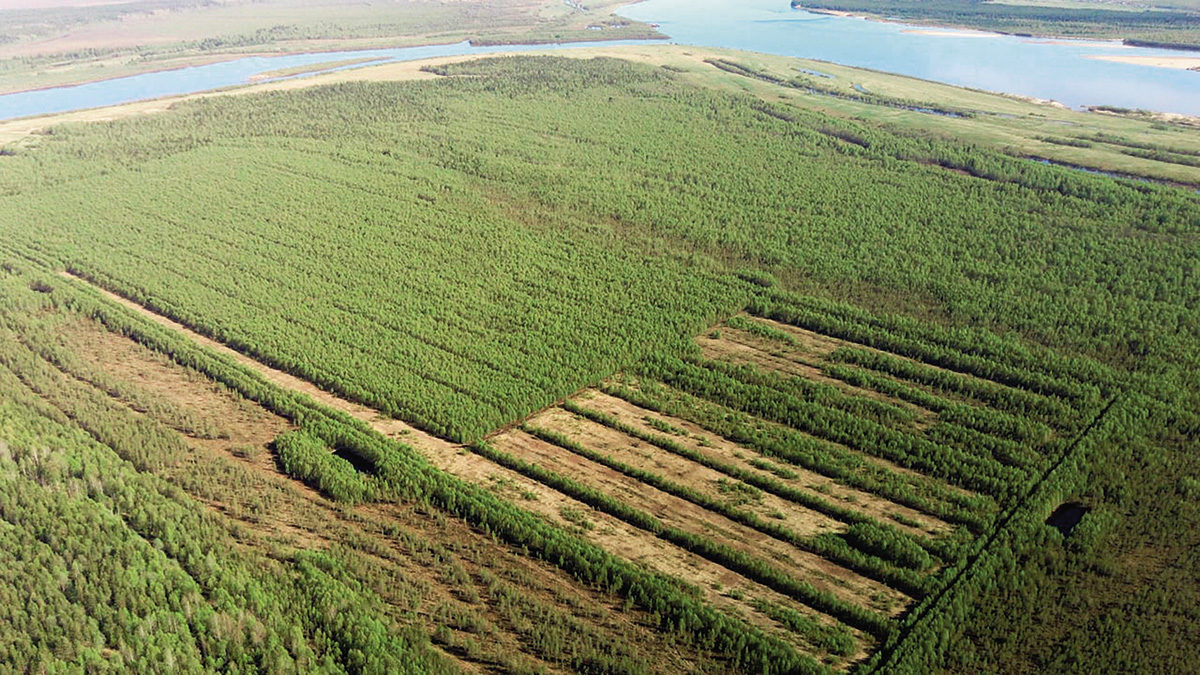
1085;53;1200;70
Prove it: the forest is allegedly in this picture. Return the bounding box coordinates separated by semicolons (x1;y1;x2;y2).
0;55;1196;672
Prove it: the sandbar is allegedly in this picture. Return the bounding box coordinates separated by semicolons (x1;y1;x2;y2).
1085;53;1200;70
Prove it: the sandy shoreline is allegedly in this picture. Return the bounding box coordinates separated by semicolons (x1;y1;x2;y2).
1006;93;1069;109
244;56;389;83
900;28;999;38
1085;53;1200;70
1024;38;1129;48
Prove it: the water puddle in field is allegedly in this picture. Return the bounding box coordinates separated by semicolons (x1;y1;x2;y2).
1031;157;1200;192
797;67;832;79
1046;502;1090;535
333;446;379;475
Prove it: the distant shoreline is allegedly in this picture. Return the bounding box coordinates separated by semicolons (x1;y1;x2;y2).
899;28;999;38
795;3;1200;51
0;28;666;99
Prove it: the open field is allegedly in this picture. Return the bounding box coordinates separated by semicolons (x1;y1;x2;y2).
0;51;1197;672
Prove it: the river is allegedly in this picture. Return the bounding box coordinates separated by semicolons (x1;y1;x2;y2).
622;0;1200;115
0;39;657;121
2;0;1199;121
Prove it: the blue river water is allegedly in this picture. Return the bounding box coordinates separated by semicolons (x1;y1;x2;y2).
2;0;1199;120
622;0;1200;115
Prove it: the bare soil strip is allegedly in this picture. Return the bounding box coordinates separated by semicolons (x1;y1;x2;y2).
490;428;910;616
58;272;862;657
696;327;937;423
571;389;949;537
748;315;1056;405
617;375;980;505
528;405;847;538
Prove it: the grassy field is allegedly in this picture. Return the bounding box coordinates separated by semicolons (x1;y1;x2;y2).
0;53;1197;672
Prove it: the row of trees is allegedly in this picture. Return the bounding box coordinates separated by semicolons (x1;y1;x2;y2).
599;379;992;533
827;346;1075;425
641;355;1028;499
823;362;1054;450
51;272;825;672
697;355;920;429
559;401;943;575
522;419;929;596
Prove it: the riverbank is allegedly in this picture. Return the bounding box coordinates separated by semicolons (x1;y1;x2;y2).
899;28;1000;38
0;0;660;96
617;0;1200;115
1084;53;1200;71
0;52;281;97
5;43;1199;189
0;32;661;97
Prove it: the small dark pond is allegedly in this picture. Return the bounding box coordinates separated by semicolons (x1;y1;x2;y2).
333;447;378;476
1046;501;1090;536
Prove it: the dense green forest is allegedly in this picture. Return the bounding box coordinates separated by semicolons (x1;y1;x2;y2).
4;58;1197;436
0;56;1197;671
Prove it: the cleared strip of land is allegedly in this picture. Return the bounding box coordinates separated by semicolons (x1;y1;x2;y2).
568;388;949;536
58;271;870;656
